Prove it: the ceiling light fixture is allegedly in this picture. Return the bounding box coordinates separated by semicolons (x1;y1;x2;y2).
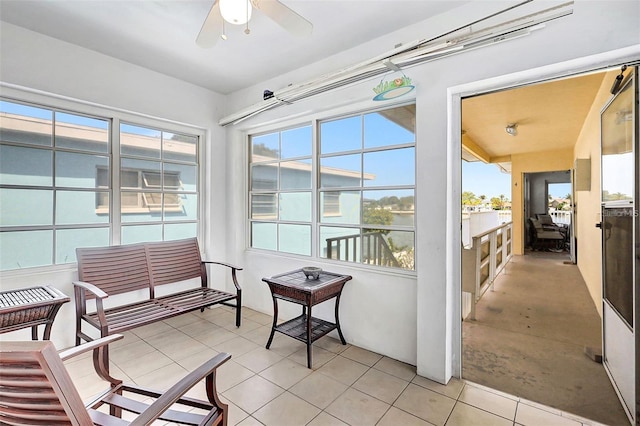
219;0;252;25
505;123;518;136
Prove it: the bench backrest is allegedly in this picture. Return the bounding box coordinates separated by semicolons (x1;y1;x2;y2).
146;238;206;287
76;238;206;299
76;243;151;298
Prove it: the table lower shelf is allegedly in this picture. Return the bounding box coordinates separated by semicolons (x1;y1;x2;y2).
274;314;337;344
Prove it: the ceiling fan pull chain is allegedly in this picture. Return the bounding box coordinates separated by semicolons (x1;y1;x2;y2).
245;0;251;34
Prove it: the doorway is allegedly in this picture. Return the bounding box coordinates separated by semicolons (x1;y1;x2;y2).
456;60;634;424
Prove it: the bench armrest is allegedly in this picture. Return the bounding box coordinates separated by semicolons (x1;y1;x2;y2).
203;260;243;271
130;352;231;426
202;261;242;291
73;280;109;299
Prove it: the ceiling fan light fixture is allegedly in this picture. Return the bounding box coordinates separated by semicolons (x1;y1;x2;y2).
219;0;252;25
505;123;518;136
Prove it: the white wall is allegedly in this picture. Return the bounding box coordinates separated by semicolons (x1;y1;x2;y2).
224;0;640;382
0;23;229;349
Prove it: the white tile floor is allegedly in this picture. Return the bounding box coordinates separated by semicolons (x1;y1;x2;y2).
64;306;609;426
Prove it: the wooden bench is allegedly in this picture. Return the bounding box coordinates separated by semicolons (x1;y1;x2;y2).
74;237;242;346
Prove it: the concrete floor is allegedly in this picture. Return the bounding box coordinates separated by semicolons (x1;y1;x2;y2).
462;251;630;426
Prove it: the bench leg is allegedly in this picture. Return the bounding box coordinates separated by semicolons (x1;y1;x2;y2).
235;291;242;327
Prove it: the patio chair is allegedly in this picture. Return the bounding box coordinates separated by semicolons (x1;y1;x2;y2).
529;217;564;251
0;335;230;426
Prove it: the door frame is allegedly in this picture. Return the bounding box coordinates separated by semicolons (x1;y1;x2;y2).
447;46;640;381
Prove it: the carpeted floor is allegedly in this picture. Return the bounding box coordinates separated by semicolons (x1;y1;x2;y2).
462;252;630;425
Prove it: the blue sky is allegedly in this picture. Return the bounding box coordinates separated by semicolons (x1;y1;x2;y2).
462;161;511;199
462;161;572;199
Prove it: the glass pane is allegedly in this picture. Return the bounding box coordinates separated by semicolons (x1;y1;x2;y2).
363;147;415;187
165;222;197;240
0;145;52;186
364;105;415;148
362;229;415;270
251;194;277;219
320;226;360;263
279;224;311;255
320;154;361;188
320;116;361;154
55;152;109;188
281;126;312;159
121;192;162;222
279;192;311;222
56;191;109;224
164;193;196;221
363;189;414;227
55;112;109;153
280;159;311;190
251;222;277;250
121;224;163;244
164;162;196;191
601;78;634;202
163;132;197;162
320;191;360;224
0;230;53;270
121;123;161;158
252;132;279;161
96;190;109;212
56;227;109;264
251;163;278;190
121;158;161;188
0;188;52;226
0;101;52;147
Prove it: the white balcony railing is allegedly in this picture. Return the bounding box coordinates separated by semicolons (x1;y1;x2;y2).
548;210;571;225
462;221;513;320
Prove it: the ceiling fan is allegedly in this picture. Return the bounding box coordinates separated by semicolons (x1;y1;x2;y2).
197;0;313;47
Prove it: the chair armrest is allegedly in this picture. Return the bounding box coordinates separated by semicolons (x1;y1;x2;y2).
73;280;109;299
129;352;231;426
59;334;124;361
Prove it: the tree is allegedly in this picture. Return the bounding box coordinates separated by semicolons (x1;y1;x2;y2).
363;206;393;232
491;194;508;210
462;191;479;206
252;143;279;157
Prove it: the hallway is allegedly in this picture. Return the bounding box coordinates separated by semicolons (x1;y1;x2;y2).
462;252;629;425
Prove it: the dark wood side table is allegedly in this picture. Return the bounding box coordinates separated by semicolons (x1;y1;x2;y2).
263;269;352;368
0;286;70;340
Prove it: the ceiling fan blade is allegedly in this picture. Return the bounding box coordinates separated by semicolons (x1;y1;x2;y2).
196;1;222;48
252;0;313;37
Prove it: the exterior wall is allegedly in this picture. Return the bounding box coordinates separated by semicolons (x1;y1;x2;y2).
573;70;622;318
511;149;574;255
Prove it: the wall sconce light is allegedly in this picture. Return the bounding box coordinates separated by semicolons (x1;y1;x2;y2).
505;123;518;136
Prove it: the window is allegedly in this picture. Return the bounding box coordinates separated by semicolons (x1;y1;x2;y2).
249;126;313;255
118;123;198;244
0;99;200;271
248;104;416;270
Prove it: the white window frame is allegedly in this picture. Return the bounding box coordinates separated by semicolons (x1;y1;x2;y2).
247;102;416;270
0;88;205;273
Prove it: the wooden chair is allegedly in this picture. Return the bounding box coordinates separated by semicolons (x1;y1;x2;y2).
0;335;230;425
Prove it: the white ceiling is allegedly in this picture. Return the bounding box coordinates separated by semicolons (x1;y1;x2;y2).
0;0;468;94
